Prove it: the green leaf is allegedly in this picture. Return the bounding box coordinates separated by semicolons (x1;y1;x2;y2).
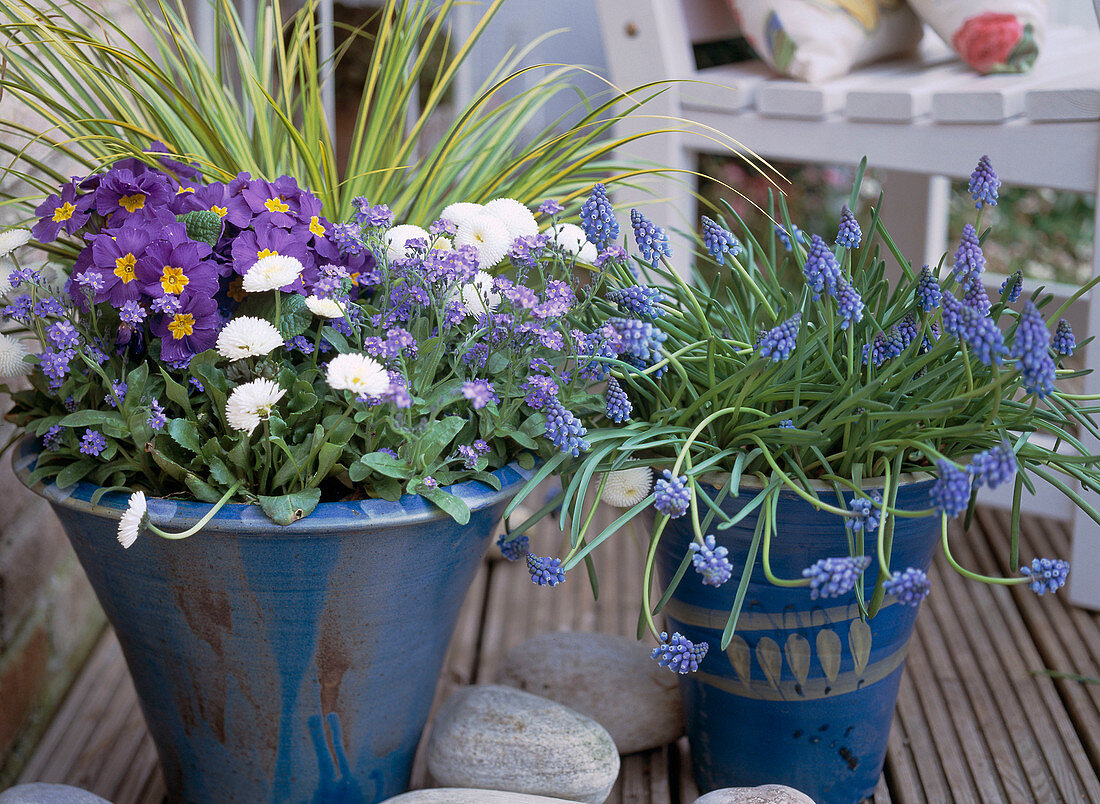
310;442;344;486
55;460;95;489
160;369;194;418
420;486;471;525
279;293;314;340
517;452;536;470
167;418;203;453
58;410;126;428
184;474;222;503
353;451;411;480
147;445;188;481
125;361;150;403
372;476;403;501
416;416;467;466
258;488;322;525
207;456;236;487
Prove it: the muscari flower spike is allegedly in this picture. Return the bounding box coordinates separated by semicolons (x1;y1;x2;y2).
953;224;985;283
969;440;1016;490
579;183;619;247
917;266;943;312
931;459;972;518
607;285;665;319
701;215;742;265
630;209;672;263
942;294;1006;367
834;277;864;330
1020;557;1070;595
802;234;842;300
969;155;1000;209
497;532;529;562
527;553;566;586
835;205;862;249
846;492;882;534
1010;301;1056;398
1053;319;1076;356
653;469;691;519
802;556;872;600
779;419;795;429
542;397;590;457
1000;270;1023;304
604;377;632;424
776;224;804;251
756;313;800;362
884;567;931;606
651;631;708;674
689;535;732;587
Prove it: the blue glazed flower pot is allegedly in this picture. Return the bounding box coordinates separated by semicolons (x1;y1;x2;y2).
14;439;532;804
655;478;940;804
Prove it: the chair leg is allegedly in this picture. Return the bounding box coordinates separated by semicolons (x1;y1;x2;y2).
878;170;950;278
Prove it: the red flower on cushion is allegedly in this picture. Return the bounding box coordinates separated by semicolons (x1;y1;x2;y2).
951;13;1024;74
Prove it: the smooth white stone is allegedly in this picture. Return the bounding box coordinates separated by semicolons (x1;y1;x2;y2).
497;631;684;754
426;684;620;804
380;789;575;803
0;784;114;804
694;784;817;804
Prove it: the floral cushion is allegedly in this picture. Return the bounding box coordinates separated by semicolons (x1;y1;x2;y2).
907;0;1046;74
728;0;923;83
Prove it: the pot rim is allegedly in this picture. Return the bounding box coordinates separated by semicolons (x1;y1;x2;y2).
13;435;535;533
699;470;934;493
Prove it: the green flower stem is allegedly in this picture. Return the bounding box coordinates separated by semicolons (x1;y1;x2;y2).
939;515;1026;585
563;472;609;565
641;512;671;642
760;494;810;587
306;400;356;479
744;435;852;517
727;255;777;320
148;481;243;540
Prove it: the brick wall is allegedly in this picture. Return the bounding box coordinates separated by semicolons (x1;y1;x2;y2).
0;0;152;785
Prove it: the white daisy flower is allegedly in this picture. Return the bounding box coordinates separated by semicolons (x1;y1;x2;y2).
117;491;147;549
601;466;654;508
0;228;32;259
225;378;286;435
384;224;430;264
484;197;539;241
215;316;284;361
0;333;31;377
242;255;304;293
549;222;598;263
305;295;346;319
454;212;511;268
325;353;389;397
440;201;485;229
460;270;502;317
0;259;14;295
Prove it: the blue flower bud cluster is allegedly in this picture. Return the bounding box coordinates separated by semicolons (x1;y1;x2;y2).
802;235;842;301
654;470;691;518
604;378;632;423
1052;319;1076;356
1010;301;1056;397
835;205;862;249
527;553;566;586
542;397;590;457
579;183;619;247
1000;270;1023;303
607;285;665;319
969;440;1016;490
701;215;742;264
689;534;733;587
497;532;530;562
756;314;800;362
916;266;943;312
651;631;708;674
968;155;1000;209
884;567;931;606
1020;557;1069;595
930;459;972;517
630;209;672;263
846;492;882;534
802;556;871;600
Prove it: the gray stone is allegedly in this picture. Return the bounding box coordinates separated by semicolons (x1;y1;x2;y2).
380;789;575;803
426;684;620;804
0;784;113;804
497;631;684;754
694;785;816;804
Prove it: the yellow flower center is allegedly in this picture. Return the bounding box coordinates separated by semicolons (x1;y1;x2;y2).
309;216;326;238
264;197;289;214
168;313;195;340
52;202;76;223
256;248;278;260
211;205;228;218
119;193;146;213
176;186;196;195
160;265;190;295
114;253;137;283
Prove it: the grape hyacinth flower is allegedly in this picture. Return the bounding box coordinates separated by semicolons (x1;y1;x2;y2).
607;285;665;319
931;459;972;518
942;294;1006;366
835;205;862;249
969;440;1016;490
80;429;107;457
898;314;919;349
884;568;931;606
802;235;842;300
497;533;530;562
651;631;708;674
689;535;732;587
527;553;566;586
802;556;871;600
916;266;943;312
542;397;590;457
969;155;1000;209
1020;557;1070;595
775;224;804;251
654;470;691;519
1010;301;1056;398
604;378;632;423
846;493;882;534
756;313;800;362
963;280;991;316
701;215;742;264
834;277;864;330
579;183;619;247
1053;319;1076;356
630;209;672;263
953;224;985;282
1000;270;1023;303
779;419;795;428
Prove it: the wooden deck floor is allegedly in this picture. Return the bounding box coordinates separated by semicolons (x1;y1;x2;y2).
14;508;1100;803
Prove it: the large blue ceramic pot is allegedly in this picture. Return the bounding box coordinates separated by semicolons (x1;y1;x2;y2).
655;477;940;804
14;438;532;804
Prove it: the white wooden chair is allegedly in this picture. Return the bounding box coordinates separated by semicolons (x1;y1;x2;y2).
594;0;1100;609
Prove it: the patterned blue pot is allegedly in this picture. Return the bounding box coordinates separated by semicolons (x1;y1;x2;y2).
656;478;940;804
15;439;532;804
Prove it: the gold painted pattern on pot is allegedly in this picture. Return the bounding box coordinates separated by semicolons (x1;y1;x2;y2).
665;596;898;631
701;640;910;701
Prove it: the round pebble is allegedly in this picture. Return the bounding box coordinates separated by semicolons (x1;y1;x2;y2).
694;784;816;804
0;784;113;804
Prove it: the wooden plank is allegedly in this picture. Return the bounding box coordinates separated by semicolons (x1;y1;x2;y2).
1027;83;1100;122
882;702;921;804
682;63;775;115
